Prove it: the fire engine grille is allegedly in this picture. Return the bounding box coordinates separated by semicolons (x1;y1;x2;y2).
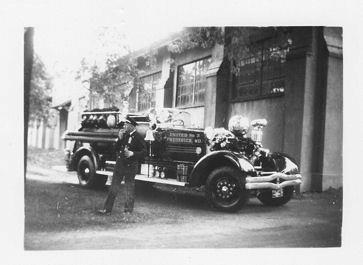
166;145;196;154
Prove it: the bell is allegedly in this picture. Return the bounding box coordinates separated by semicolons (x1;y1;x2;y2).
145;129;155;141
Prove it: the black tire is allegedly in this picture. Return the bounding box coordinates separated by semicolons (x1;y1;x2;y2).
205;166;248;212
257;186;294;206
77;155;107;189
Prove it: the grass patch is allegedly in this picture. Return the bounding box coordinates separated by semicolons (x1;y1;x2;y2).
27;147;65;167
25;178;151;233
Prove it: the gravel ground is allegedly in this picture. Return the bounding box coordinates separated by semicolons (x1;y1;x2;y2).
24;147;342;249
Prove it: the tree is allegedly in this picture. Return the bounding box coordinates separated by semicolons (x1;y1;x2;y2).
29;54;52;123
24;27;34;174
75;27;142;110
76;54;139;109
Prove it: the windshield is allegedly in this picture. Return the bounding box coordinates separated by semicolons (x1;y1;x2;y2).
147;108;191;128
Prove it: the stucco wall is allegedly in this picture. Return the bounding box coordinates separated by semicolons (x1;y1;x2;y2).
229;97;286;152
322;35;343;190
322;57;343;189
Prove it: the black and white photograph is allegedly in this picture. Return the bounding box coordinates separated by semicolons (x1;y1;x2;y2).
2;0;363;264
24;25;343;249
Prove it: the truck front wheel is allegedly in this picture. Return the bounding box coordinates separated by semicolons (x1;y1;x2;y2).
205;167;248;212
77;155;107;189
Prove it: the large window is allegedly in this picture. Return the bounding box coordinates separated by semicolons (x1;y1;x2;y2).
137;72;161;112
176;57;212;107
232;38;286;101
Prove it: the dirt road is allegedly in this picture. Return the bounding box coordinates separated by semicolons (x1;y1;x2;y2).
24;164;342;249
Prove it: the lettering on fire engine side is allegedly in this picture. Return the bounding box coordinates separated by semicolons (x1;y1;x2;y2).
167;137;193;143
167;131;201;144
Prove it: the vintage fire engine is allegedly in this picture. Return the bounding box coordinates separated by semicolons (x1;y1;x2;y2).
63;108;302;212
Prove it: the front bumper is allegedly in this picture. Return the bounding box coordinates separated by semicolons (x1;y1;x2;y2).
245;172;302;190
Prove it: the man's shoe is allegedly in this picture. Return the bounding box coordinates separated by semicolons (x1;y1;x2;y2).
97;209;111;216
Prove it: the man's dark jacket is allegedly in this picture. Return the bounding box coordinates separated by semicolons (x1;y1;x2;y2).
114;131;147;166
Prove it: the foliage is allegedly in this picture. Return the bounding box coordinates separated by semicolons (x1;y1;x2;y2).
75;26;142;109
76;55;138;108
224;27;292;74
29;54;53;123
167;27;224;53
168;27;292;74
79;27;293;109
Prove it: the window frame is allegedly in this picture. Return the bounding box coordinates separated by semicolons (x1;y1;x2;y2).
175;56;212;108
137;71;162;112
230;37;286;103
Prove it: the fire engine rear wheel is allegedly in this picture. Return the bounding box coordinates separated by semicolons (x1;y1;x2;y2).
257;186;294;206
205;166;248;212
77;155;107;189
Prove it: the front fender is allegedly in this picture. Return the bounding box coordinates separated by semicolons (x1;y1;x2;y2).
72;146;99;171
188;150;255;187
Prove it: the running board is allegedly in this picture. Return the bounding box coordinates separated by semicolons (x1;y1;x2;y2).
96;170;187;187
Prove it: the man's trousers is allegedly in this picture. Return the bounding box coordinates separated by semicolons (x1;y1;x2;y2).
104;156;137;213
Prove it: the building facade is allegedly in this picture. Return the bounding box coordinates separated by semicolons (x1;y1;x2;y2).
28;75;89;150
127;27;343;192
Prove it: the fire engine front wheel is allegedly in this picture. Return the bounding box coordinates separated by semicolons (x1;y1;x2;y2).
77;155;107;189
205;167;248;212
257;186;294;206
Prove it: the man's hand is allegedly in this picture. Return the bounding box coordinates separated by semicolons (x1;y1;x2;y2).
118;129;125;139
124;147;134;158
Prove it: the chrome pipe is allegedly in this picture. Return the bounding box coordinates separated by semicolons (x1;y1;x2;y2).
62;135;118;143
66;131;119;138
246;173;302;183
82;111;122;115
245;179;302;190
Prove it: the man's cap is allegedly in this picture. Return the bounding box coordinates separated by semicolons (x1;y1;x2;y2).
125;116;138;126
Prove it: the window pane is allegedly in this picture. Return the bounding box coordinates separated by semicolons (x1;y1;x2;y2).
176;57;211;107
236;53;260;98
261;39;286;96
138;72;161;111
233;37;286;100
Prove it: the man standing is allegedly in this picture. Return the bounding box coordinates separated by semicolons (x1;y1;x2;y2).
98;117;147;215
